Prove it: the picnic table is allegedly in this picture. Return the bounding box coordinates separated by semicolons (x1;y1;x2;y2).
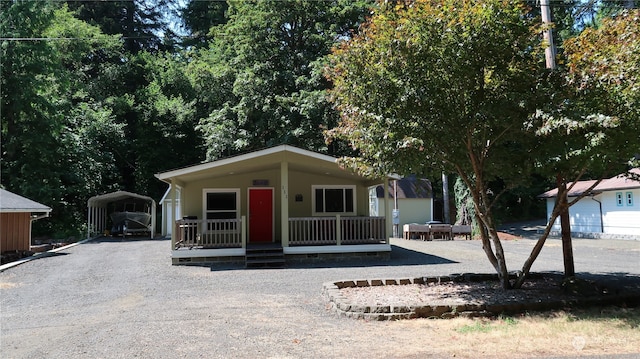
403;223;472;241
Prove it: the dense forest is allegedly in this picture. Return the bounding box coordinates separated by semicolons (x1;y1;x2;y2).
1;0;638;239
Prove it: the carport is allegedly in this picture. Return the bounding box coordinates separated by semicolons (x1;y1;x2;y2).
87;191;156;239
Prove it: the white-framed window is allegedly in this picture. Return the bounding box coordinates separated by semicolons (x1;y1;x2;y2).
312;185;356;215
203;189;240;231
626;192;634;206
616;192;624;207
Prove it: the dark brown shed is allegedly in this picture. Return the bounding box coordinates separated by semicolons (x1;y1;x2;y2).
0;189;52;252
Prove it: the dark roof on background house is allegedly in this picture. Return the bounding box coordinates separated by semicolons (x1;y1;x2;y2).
0;189;52;213
538;168;640;198
375;176;433;199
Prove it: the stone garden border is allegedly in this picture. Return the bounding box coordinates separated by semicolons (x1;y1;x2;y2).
322;273;640;321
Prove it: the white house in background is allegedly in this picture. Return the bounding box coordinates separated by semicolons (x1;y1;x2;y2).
369;176;434;230
538;168;640;236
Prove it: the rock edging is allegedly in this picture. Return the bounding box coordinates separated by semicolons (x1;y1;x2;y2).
322;273;640;321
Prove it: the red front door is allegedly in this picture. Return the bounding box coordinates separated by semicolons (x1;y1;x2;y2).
249;188;273;243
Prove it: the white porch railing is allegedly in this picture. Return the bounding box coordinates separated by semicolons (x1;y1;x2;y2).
174;218;243;249
289;216;386;246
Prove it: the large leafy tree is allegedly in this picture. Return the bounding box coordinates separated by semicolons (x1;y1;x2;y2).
196;0;373;160
66;0;170;53
564;9;640;133
128;51;202;196
1;1;62;204
327;0;548;289
327;0;639;289
514;7;640;285
180;0;229;48
1;2;125;236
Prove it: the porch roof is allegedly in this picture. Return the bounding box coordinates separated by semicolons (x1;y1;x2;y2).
155;145;386;186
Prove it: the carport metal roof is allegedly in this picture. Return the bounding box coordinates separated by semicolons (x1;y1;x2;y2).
88;190;155;207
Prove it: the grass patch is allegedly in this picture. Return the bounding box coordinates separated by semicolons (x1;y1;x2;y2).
457;321;494;334
456;315;518;334
441;306;640;358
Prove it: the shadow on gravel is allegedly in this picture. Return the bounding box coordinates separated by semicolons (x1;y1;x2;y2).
86;236;170;244
576;272;640;294
208;245;458;271
287;245;457;269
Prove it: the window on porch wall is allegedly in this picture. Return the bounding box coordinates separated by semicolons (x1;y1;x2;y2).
313;185;355;215
204;190;239;231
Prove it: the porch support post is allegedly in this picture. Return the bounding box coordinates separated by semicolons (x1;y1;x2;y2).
170;180;177;249
336;214;341;246
241;215;247;248
384;177;392;242
281;161;289;247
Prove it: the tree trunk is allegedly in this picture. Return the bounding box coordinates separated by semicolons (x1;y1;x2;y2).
442;172;450;224
514;202;564;288
557;175;576;278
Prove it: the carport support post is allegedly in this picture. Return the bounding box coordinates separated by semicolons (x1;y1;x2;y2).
281;161;289;247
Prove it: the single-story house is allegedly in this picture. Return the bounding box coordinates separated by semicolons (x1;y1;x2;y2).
538;168;640;237
0;189;52;252
87;191;156;238
369;176;433;234
155;145;394;265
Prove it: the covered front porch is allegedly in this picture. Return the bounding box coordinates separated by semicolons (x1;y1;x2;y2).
156;145;393;265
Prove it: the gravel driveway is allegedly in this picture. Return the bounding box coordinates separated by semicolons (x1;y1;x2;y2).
1;234;639;359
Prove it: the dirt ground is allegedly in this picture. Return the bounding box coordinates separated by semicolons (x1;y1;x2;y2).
2;235;640;359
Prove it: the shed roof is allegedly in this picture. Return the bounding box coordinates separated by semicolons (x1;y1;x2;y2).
538;168;640;198
0;189;52;213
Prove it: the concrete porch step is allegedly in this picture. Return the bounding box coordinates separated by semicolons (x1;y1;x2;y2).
245;244;285;268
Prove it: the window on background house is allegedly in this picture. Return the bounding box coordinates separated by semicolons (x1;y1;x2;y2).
626;192;634;206
203;189;239;231
616;192;623;206
313;185;356;215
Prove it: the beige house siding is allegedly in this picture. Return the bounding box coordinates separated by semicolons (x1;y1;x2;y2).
174;168;372;243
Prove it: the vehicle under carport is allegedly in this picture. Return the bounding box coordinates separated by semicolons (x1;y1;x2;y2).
87;191;156;239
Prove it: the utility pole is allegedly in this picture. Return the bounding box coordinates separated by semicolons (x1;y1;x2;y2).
540;0;556;69
541;0;575;278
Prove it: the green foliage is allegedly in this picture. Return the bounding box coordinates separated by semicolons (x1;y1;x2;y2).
327;0;546;287
1;2;126;236
456;316;518;334
196;0;373;160
180;0;229;48
1;0;636;246
66;0;171;53
327;0;543;180
529;9;640;181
